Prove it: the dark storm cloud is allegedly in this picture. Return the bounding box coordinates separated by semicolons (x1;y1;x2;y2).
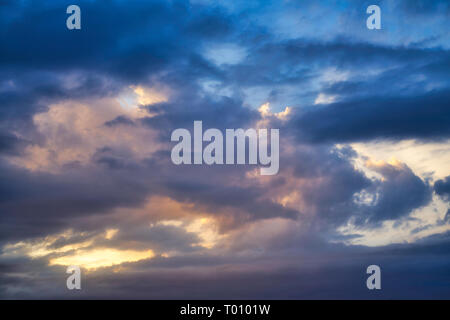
282;145;432;226
142;150;300;229
358;162;432;224
434;176;450;201
0;160;153;242
0;0;449;299
0;0;233;78
271;40;450;144
289;89;450;143
289;145;372;225
225;37;450;85
0;132;28;156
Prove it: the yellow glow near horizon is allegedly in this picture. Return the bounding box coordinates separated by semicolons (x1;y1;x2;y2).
2;229;156;270
1;235;93;259
49;248;155;270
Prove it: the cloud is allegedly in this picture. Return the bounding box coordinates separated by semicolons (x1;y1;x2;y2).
0;0;449;298
434;176;450;201
290;89;450;143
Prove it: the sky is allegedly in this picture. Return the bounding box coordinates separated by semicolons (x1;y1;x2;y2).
0;0;449;299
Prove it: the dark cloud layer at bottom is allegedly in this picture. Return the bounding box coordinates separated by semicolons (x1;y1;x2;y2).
2;232;450;299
